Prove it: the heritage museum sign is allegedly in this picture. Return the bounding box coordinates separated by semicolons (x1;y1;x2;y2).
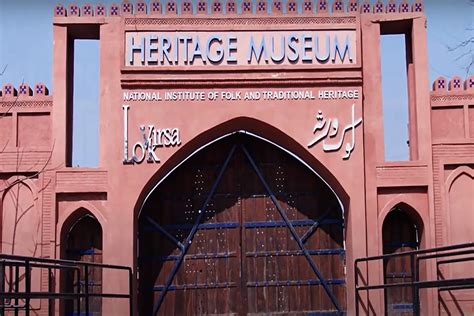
126;30;356;67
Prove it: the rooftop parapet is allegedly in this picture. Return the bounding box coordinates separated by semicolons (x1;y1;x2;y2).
1;82;50;99
53;0;424;17
432;76;474;93
0;82;52;115
2;84;17;97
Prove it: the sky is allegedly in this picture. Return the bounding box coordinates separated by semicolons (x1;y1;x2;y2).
0;0;473;165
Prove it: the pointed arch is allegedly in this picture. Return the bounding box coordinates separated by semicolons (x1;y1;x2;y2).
57;201;106;245
382;203;423;252
1;176;40;256
1;176;39;202
444;166;474;246
445;166;473;192
134;117;350;219
379;195;426;244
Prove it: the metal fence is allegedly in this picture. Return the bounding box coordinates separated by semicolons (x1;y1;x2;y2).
354;242;474;315
0;253;133;316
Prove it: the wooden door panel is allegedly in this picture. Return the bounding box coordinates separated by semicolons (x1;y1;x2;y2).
63;215;103;316
139;135;346;315
383;210;419;315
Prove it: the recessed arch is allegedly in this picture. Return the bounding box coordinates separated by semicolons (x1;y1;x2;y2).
134;116;350;220
59;206;103;315
444;166;474;246
379;198;425;242
381;202;424;314
382;202;423;252
1;177;40;256
58;201;107;244
1;176;39;203
441;166;474;309
445;166;474;192
0;178;42;309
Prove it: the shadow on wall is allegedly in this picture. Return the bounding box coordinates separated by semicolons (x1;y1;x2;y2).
1;179;42;309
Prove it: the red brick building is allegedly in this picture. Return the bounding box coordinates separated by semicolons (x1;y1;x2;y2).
0;0;473;315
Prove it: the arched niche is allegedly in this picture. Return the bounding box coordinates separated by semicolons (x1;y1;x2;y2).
1;179;39;256
382;203;424;315
60;208;103;315
445;166;474;246
444;166;474;286
0;178;41;309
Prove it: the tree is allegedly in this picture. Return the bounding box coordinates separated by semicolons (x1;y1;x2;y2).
447;0;474;75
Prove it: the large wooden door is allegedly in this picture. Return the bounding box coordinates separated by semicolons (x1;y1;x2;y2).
138;134;346;315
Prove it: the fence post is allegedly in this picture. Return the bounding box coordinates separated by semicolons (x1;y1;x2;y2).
25;260;31;316
413;254;420;316
129;268;134;316
48;268;53;316
85;264;90;316
76;267;82;315
0;260;4;316
14;263;19;316
354;260;358;315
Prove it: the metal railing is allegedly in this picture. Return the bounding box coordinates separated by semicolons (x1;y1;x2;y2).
355;242;474;315
0;253;133;316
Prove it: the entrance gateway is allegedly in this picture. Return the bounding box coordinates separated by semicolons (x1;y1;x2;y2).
1;1;474;315
138;133;345;314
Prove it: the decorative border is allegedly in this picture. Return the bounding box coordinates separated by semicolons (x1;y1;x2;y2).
124;15;356;25
431;95;474;103
0;101;53;108
53;0;424;17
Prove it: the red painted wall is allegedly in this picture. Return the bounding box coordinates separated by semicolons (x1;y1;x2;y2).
0;1;473;315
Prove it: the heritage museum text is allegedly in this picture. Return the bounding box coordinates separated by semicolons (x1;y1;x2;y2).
126;31;356;66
